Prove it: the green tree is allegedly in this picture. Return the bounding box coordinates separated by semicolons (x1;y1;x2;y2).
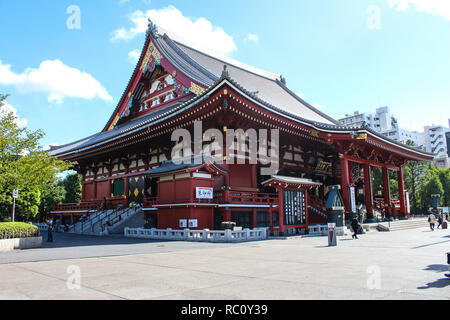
402;140;428;213
38;182;66;222
63;173;82;203
418;168;444;211
437;168;450;206
0;94;73;221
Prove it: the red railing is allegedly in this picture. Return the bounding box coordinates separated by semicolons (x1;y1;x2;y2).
309;194;326;212
142;190;279;207
53;201;102;212
221;190;278;205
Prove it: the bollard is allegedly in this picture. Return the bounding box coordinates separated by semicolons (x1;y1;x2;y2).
328;223;337;246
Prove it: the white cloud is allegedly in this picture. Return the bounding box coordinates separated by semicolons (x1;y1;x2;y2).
389;0;450;21
312;103;326;110
111;6;237;56
295;92;325;109
0;101;28;127
128;49;141;63
245;34;259;43
296;92;305;99
0;59;113;104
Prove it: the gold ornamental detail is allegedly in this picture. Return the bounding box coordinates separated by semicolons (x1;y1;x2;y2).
189;82;205;95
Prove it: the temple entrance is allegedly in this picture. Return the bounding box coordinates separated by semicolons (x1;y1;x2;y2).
144;212;157;229
214;210;224;230
231;211;253;229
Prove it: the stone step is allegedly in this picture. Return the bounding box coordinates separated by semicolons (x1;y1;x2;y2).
378;219;429;232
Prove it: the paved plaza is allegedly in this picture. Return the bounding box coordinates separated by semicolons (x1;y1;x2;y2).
0;227;449;300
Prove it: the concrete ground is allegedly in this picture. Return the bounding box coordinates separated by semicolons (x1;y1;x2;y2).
0;227;449;300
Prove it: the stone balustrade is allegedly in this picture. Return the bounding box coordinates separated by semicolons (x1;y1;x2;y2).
124;227;268;243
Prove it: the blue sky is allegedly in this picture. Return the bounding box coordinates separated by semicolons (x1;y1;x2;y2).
1;0;450;149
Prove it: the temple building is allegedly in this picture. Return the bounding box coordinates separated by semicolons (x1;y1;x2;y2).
49;21;434;235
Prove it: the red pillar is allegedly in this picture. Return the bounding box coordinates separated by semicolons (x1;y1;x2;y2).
252;208;257;229
397;167;407;218
339;155;351;213
382;167;392;218
277;186;284;234
363;163;373;215
269;205;273;232
251;165;258;189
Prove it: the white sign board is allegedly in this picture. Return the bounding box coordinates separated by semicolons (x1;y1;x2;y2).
196;187;213;199
350;187;356;213
179;219;187;228
12;189;19;199
188;219;198;228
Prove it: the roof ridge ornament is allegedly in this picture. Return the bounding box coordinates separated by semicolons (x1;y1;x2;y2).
280;75;286;85
221;64;230;79
146;18;159;38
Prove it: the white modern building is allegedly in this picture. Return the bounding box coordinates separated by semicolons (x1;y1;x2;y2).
423;124;450;168
338;107;424;148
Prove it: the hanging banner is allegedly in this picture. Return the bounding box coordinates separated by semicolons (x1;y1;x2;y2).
405;191;410;214
350;186;356;213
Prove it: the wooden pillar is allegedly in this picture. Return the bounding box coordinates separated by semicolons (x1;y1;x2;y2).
363;163;373;215
339;155;351;213
277;186;284;233
269;205;273;232
252;208;257;229
251;165;258;189
382;167;391;217
397;167;406;218
224;209;231;222
81;182;86;201
124;177;129;201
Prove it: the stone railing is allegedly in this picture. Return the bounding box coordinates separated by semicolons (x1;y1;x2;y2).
124;227;268;243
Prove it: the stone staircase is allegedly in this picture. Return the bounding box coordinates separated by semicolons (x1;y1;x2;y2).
69;207;141;236
376;218;429;232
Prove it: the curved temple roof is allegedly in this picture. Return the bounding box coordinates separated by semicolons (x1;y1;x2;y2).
49;21;435;162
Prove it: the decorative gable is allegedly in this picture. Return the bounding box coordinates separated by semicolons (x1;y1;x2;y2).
105;35;207;131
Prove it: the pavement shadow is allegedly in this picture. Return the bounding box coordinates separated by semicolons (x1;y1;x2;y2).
424;264;448;273
417;278;450;289
39;232;169;249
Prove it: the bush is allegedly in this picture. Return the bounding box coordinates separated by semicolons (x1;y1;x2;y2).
0;222;40;239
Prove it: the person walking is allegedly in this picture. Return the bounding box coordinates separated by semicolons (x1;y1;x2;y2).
46;219;53;242
437;213;443;229
351;216;360;239
428;212;436;231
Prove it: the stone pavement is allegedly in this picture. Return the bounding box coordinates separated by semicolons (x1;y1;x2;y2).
0;227;449;300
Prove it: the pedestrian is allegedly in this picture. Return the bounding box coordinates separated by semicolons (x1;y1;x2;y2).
428;212;436;231
351;216;360;239
437;214;443;229
46;219;53;242
446;252;450;278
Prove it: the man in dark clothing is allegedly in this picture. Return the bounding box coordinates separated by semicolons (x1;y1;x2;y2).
46;219;53;242
351;217;360;239
437;214;443;229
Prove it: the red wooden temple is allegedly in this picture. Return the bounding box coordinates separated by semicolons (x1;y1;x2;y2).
49;21;434;235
